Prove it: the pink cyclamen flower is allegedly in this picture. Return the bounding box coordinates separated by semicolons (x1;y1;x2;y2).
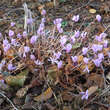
8;63;16;71
30;54;36;60
103;40;108;48
1;60;6;66
37;23;45;35
49;57;58;64
27;18;33;24
80;89;88;100
41;9;46;16
82;47;88;55
54;19;63;33
11;38;16;46
57;61;62;69
23;31;27;38
10;22;15;27
0;32;2;38
71;56;78;62
95;35;102;42
3;39;9;46
0;60;6;71
39;23;44;29
93;59;102;67
30;35;38;44
81;31;87;39
57;23;61;29
72;15;79;22
54;51;61;59
24;46;30;53
60;36;67;46
107;52;110;58
74;30;80;38
83;57;89;64
0;79;4;84
23;52;26;58
4;44;11;52
9;30;14;37
96;14;101;22
98;53;104;60
100;32;107;39
17;33;22;39
58;27;63;33
71;36;76;44
92;44;103;53
34;60;43;66
97;45;103;51
83;66;90;73
41;18;46;23
54;18;62;25
56;18;62;24
65;43;72;53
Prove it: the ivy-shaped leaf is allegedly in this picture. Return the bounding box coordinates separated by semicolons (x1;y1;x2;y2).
72;43;81;49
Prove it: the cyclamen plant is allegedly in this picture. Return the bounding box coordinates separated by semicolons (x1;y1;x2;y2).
0;6;109;103
54;18;63;33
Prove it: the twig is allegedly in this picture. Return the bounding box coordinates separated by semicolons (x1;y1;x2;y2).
63;0;91;18
101;65;107;89
23;3;28;32
0;91;18;110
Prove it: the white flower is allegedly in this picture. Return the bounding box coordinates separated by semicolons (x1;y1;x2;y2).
34;60;43;66
72;15;79;22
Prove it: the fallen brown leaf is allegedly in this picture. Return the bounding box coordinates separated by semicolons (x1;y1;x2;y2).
88;86;98;97
34;87;53;102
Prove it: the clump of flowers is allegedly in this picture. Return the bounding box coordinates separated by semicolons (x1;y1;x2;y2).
0;7;109;106
37;18;45;36
54;18;63;33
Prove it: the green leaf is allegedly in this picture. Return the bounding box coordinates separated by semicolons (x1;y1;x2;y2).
72;43;81;49
84;23;89;27
17;23;23;28
5;75;26;87
2;71;9;76
18;69;29;76
61;21;68;28
59;0;66;3
5;69;29;87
